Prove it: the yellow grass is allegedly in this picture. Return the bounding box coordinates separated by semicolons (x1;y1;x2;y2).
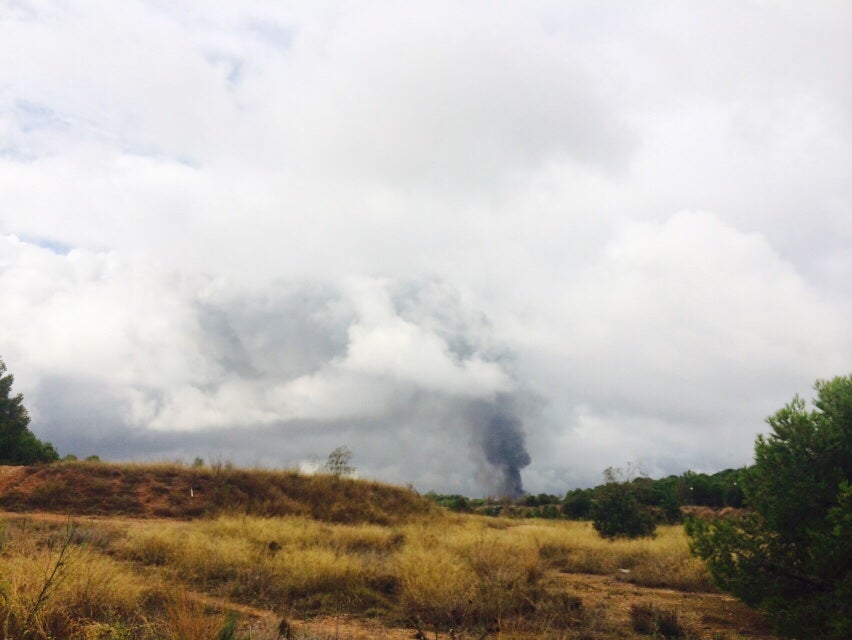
393;522;544;626
0;522;165;639
108;512;711;631
0;484;730;640
156;587;234;640
513;519;714;591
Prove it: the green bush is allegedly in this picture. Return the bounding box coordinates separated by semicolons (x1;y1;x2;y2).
687;375;852;639
591;470;656;539
562;488;593;520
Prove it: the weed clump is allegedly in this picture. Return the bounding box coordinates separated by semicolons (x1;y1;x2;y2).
630;602;694;639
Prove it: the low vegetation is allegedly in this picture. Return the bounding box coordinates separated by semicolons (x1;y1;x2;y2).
427;466;744;522
687;375;852;640
0;460;434;523
0;497;766;639
108;514;712;618
590;468;659;539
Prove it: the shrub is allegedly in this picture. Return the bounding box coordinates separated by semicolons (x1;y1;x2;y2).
630;603;692;638
591;470;656;539
687;375;852;639
562;488;593;520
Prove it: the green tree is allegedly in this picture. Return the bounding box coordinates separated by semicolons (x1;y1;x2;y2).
0;358;58;465
591;467;656;539
687;376;852;639
562;488;594;519
642;475;682;523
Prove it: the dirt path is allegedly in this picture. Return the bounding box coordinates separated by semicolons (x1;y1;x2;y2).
181;589;414;640
555;571;777;639
0;510;157;527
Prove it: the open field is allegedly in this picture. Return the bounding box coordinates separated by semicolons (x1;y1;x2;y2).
0;464;780;640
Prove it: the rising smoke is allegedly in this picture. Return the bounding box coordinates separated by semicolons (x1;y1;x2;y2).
468;394;532;498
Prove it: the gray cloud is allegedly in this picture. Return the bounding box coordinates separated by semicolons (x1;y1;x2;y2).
2;241;535;493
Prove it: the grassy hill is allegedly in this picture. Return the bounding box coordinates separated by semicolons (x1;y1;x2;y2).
0;462;779;640
0;461;434;523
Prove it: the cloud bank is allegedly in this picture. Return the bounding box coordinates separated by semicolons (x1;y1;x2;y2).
2;1;852;493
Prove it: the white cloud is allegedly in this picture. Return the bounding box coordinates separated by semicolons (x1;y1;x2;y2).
1;2;851;492
1;237;514;439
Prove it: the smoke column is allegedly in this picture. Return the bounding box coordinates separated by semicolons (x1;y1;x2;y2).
469;395;532;498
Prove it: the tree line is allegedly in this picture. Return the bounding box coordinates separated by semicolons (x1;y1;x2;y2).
427;466;745;520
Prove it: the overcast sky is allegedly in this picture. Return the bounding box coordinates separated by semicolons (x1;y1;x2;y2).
2;1;851;495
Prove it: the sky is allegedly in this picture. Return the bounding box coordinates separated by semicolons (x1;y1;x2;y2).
1;1;851;495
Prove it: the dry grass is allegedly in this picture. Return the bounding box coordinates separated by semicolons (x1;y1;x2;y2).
113;515;403;610
0;520;165;639
0;519;264;640
0;464;774;640
520;519;714;591
0;510;775;640
0;461;435;523
155;588;236;640
393;521;544;627
630;602;699;638
106;513;713;632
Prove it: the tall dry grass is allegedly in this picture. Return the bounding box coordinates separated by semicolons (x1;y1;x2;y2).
0;519;257;640
518;519;714;591
109;513;711;629
0;521;161;639
113;515;403;611
0;461;435;523
393;521;544;627
1;502;718;638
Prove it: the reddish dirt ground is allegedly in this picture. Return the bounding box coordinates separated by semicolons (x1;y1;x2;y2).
555;572;777;639
0;465;27;493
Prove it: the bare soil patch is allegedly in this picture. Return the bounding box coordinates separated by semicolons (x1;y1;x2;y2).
556;571;777;639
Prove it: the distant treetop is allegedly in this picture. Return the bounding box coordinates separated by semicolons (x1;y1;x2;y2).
0;357;59;465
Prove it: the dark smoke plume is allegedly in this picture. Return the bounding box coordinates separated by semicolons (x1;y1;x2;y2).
469;395;531;498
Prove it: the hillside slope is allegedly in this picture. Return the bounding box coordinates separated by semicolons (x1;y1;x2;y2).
0;462;434;523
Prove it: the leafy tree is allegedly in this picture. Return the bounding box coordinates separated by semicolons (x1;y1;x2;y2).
641;475;682;523
322;446;355;477
713;468;745;508
687;376;852;639
563;488;594;519
537;504;561;519
0;358;59;465
591;467;656;539
426;493;472;512
523;493;540;507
